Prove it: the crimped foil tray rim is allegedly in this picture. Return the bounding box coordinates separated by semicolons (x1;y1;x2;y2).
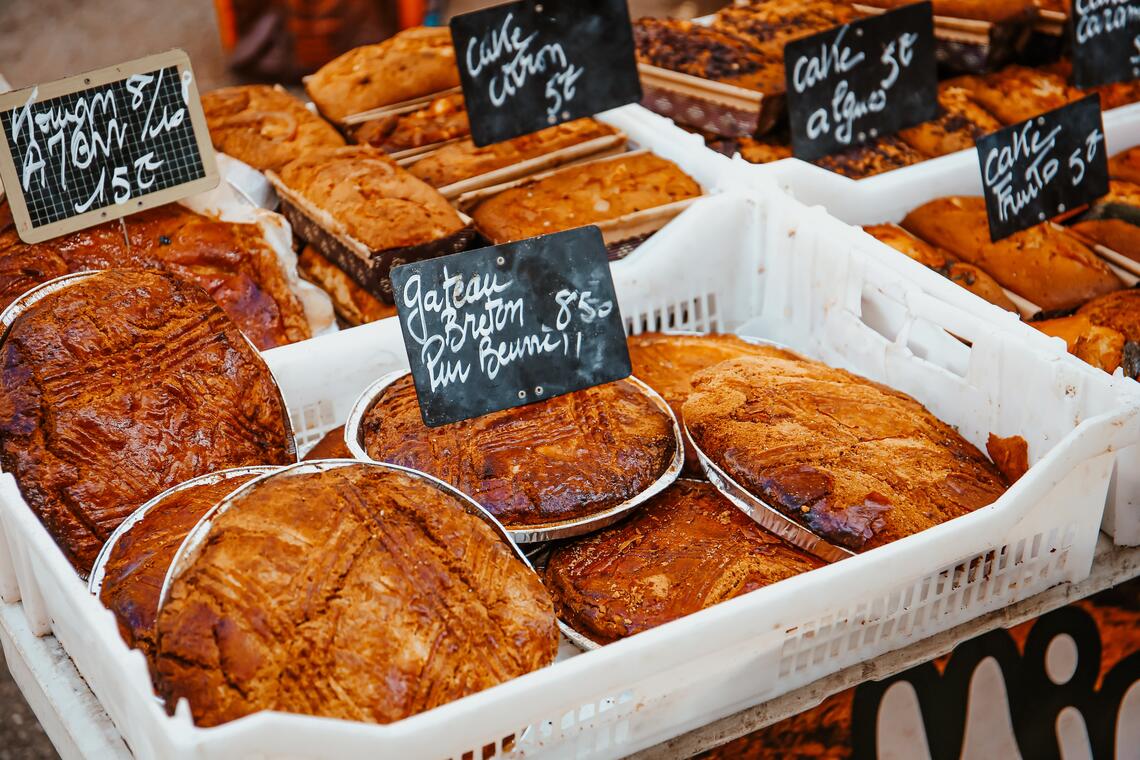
343;370;685;543
87;465;281;596
0;270;300;469
686;424;854;564
158;459;538;614
523;543;601;652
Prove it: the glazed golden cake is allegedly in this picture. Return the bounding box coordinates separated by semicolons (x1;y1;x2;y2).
0;202;311;349
201;85;345;172
544;479;824;644
682;356;1009;552
627;332;801;473
360;376;678;528
0;270;295;573
153;464;558;727
97;470;265;664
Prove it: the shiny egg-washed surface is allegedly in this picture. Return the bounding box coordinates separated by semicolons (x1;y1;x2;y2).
683;356;1009;552
0;270;295;573
153;465;558;727
361;376;677;528
544;479;824;644
98;472;263;666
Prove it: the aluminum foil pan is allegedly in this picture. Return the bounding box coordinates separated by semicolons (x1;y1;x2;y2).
687;426;854;564
158;459;540;611
0;271;298;463
344;370;685;543
88;466;280;597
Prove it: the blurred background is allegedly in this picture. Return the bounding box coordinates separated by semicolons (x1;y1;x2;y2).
0;1;719;758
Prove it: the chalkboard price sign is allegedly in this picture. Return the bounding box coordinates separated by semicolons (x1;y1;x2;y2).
976;95;1108;242
450;0;642;147
391;226;632;427
784;2;938;162
0;50;218;244
1070;0;1140;89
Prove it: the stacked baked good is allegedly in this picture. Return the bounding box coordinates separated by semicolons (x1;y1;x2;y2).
0;270;296;573
0;201;312;349
468;152;702;246
152;463;558;726
356;374;680;532
349;92;470;152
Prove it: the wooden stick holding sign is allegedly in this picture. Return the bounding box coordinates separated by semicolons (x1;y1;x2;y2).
390;225;632;427
449;0;642;147
0;49;218;244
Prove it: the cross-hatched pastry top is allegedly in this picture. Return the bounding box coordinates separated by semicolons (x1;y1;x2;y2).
544;479;825;644
0;270;295;573
682;355;1009;552
153;464;558;726
359;375;678;528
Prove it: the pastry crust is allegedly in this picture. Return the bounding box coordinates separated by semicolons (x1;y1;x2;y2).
682;356;1009;552
544;479;824;644
360;376;678;528
470;153;701;244
98;472;262;664
305;27;459;123
901;196;1123;311
201;85;344;172
296;245;396;326
0;202;311;349
350;92;470;152
407;118;621;187
0;270;295;573
897;84;1003;158
153;465;558;727
278;146;465;251
627;332;801;474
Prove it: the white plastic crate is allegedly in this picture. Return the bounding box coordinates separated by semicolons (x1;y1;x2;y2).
1;189;1138;759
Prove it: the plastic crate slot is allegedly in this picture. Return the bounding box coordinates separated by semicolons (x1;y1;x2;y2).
1031;532;1043;559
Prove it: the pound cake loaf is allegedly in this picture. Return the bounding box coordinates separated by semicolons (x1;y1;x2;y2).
0;202;311;349
544;479;824;644
712;0;864;60
628;332;801;474
470;153;701;244
305;27;459;123
954;66;1082;125
96;468;271;665
350;92;469;152
1110;146;1140;185
812;136;926;179
683;356;1009;552
1069;180;1140;262
276;146;466;251
153;464;558;727
901;196;1123;311
407;118;621;188
633;18;786;92
201;85;344;172
0;270;295;573
897;83;1003;158
360;375;678;529
855;0;1034;21
296;245;396;325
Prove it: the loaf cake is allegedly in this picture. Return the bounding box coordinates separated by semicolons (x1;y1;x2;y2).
153;464;558;726
201;85;344;172
729;136;793;164
276;146;466;251
812;136;926;179
627;332;801;474
954;66;1081;125
305;27;459;123
407;118;621;188
350;92;469;152
544;479;824;644
1032;314;1130;375
469;153;701;244
296;245;396;325
97;469;268;665
0;270;295;573
301;425;352;460
901;196;1123;311
896;84;1004;158
1110;147;1140;185
0;201;311;349
682;356;1009;552
359;375;678;529
854;0;1035;21
863;223;1017;311
712;0;864;60
633;18;786;92
1069;180;1140;263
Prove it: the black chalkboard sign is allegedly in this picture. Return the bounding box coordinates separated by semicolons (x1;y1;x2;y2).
784;2;938;162
976;95;1108;242
1070;0;1140;88
391;225;632;427
0;50;218;244
450;0;642;147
